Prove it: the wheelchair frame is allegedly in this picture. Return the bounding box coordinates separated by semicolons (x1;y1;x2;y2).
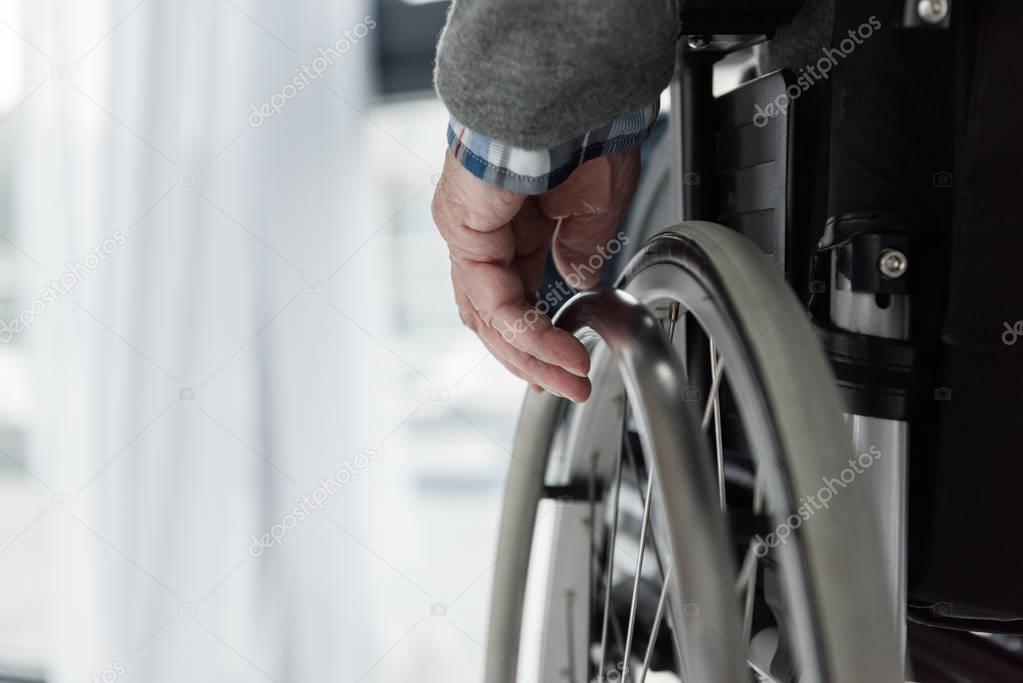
487;0;1023;680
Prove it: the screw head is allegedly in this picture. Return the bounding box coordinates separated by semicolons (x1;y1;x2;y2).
879;249;908;279
687;36;709;50
917;0;949;24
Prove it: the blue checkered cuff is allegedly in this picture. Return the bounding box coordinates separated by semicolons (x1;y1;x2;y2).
446;102;660;195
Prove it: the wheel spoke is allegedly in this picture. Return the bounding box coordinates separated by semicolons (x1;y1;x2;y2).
700;353;725;430
741;549;758;646
637;565;672;683
707;342;727;511
734;540;760;593
744;471;765;650
565;590;578;683
665;302;681;342
587;450;599;681
621;454;656;681
752;465;764;515
622;430;690;681
734;537;764;649
596;403;628;681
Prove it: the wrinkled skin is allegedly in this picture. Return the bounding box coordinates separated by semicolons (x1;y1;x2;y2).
431;148;640;402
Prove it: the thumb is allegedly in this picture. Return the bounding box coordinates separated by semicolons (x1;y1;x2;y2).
538;150;640;289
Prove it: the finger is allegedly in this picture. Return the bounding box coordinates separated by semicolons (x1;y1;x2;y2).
473;322;540;387
456;267;585;396
455;258;590;378
454;261;590;381
451;270;479;333
475;318;591;402
483;342;532;385
539;149;640;219
432;151;526;254
510;197;557;294
452;280;532;385
539;150;640;289
453;270;588;399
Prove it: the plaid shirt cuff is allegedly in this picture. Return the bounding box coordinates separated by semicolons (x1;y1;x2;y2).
446;102;660;195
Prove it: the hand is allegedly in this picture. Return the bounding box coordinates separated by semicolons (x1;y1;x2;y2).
431;148;640;402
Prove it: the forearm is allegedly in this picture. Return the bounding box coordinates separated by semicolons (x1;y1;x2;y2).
434;0;679;150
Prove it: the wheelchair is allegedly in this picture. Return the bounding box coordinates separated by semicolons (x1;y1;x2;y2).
482;0;1023;681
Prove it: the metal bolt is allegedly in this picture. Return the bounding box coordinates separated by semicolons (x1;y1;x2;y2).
687;35;709;50
879;249;908;279
917;0;949;24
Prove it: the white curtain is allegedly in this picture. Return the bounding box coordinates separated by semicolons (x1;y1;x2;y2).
14;0;379;680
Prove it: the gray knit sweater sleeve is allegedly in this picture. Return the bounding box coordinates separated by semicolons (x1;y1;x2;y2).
434;0;680;150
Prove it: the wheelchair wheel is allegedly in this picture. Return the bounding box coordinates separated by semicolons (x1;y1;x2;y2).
485;223;900;683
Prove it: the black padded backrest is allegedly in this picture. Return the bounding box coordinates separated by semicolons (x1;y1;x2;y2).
714;71;794;277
